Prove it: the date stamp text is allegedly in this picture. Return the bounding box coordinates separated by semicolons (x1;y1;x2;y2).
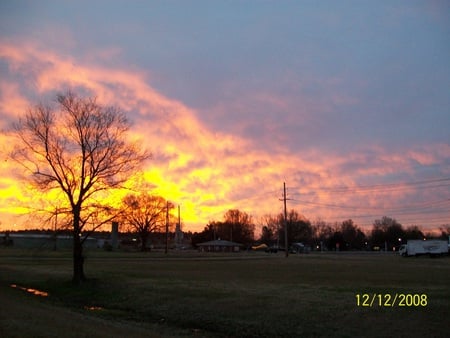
355;293;427;307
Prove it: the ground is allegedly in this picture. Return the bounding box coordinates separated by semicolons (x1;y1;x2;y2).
0;249;449;337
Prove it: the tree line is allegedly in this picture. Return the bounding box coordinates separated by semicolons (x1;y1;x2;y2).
192;210;450;252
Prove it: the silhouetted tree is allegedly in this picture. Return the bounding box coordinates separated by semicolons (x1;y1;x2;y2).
329;227;345;251
222;209;255;245
191;223;217;246
258;214;279;245
10;92;150;283
312;219;334;250
404;225;425;240
278;210;312;246
438;225;450;240
340;219;367;250
121;193;171;251
370;216;405;250
192;210;255;247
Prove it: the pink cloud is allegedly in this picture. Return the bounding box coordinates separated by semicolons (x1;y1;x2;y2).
0;82;29;124
0;40;448;232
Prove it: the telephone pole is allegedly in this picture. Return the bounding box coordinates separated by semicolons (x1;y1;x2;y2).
53;207;58;251
283;182;289;258
165;201;169;254
175;205;183;249
279;182;290;257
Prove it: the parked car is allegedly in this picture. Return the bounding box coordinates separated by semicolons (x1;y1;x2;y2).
290;242;311;254
265;246;279;253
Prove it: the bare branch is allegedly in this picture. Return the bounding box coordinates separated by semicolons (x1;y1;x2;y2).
8;91;151;282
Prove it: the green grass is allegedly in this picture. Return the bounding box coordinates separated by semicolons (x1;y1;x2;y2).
1;248;449;337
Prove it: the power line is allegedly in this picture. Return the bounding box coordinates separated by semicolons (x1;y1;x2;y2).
290;198;450;213
286;176;450;228
292;193;449;228
290;177;450;194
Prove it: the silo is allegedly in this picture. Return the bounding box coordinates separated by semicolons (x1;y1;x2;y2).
111;221;119;249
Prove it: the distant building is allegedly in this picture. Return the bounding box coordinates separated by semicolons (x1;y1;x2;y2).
0;233;97;249
197;239;243;252
174;221;184;249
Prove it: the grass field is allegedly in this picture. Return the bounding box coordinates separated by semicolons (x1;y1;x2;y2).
1;248;449;337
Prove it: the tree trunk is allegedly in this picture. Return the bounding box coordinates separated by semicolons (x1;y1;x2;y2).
140;231;149;251
72;209;86;284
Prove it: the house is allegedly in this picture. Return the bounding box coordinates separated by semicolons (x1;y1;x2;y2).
197;239;243;252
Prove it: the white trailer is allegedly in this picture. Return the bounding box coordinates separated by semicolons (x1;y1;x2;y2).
399;240;448;257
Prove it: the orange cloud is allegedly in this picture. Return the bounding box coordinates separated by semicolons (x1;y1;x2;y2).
0;40;448;233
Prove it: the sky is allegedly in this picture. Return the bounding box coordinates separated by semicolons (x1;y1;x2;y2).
0;0;449;233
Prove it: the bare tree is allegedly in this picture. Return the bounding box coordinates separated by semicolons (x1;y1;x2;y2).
371;216;405;250
10;91;150;283
223;209;255;245
278;209;312;245
258;214;278;245
121;193;171;251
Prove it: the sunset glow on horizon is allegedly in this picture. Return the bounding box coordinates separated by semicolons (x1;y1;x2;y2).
1;1;449;234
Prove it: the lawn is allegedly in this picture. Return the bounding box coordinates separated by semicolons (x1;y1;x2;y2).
1;248;449;337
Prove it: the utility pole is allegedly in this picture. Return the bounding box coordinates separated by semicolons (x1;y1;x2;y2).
278;182;290;256
165;201;169;254
53;207;58;251
178;205;181;230
283;182;289;258
175;205;183;248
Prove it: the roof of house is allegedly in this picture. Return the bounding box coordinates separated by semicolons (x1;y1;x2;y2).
197;239;243;247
